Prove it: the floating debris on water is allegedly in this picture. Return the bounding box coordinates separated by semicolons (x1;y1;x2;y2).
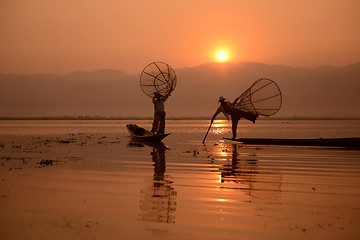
39;159;54;167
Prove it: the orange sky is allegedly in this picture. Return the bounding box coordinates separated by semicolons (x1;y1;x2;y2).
1;0;359;75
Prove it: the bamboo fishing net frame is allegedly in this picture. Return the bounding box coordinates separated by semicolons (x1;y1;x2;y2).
235;78;282;116
140;62;177;99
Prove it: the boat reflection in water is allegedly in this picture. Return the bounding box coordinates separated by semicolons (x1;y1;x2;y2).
216;143;282;204
128;140;177;223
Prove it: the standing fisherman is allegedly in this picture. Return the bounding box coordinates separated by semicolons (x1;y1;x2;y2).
204;96;258;142
151;92;169;135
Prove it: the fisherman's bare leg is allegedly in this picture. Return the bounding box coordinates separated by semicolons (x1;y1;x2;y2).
151;119;156;133
231;116;239;139
152;111;161;133
158;111;166;135
238;110;258;123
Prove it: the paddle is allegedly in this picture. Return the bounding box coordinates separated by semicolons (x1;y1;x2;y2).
202;120;213;144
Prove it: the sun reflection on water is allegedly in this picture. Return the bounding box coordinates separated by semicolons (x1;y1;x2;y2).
213;142;232;160
212;120;230;135
217;174;222;183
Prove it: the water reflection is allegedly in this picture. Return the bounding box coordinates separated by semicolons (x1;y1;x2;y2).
128;140;177;223
212;120;231;135
219;144;258;184
216;143;282;204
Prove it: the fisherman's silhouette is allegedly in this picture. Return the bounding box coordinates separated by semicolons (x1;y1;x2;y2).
151;92;169;135
212;96;258;139
203;96;258;143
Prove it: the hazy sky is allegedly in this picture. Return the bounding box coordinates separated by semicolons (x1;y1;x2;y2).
1;0;359;75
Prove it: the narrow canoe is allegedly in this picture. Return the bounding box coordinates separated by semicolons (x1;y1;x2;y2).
223;137;360;148
126;124;170;142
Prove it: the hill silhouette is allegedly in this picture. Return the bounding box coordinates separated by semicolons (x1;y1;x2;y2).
1;62;359;118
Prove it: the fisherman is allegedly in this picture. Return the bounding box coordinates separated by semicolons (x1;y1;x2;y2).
210;96;258;139
151;92;168;135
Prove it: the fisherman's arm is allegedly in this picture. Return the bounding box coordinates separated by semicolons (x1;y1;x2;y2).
211;106;223;122
232;97;240;105
163;94;170;101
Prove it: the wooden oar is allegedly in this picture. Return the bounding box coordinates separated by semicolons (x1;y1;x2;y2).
202;121;213;143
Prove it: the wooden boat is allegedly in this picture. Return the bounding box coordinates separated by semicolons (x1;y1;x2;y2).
126;124;170;141
223;137;360;148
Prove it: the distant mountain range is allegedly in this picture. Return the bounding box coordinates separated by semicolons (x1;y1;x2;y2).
1;62;360;118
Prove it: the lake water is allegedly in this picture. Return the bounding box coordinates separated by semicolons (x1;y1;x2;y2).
0;119;360;240
1;119;360;138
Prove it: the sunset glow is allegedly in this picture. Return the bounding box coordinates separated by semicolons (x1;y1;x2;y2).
1;1;359;75
216;50;229;63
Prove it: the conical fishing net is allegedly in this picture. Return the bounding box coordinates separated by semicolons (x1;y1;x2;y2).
140;62;177;98
235;78;282;116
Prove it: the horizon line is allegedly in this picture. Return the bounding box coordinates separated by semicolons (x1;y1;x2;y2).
1;60;359;76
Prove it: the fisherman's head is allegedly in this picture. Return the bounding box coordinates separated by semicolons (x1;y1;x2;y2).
218;96;226;103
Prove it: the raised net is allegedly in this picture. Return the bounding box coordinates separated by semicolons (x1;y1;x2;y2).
235;78;282;116
140;62;177;98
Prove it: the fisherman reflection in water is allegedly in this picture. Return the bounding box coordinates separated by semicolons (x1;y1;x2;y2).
139;144;177;224
211;96;258;139
220;144;258;183
151;92;169;135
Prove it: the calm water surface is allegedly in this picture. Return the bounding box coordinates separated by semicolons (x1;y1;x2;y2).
1;119;360;138
1;120;360;240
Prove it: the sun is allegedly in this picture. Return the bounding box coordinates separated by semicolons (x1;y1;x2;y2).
215;50;229;63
